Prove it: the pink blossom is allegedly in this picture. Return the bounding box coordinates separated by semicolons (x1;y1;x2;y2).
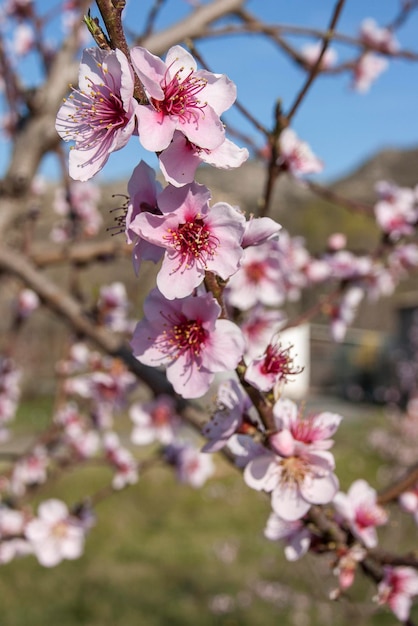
103;432;139;490
0;356;21;433
56;47;137;181
330;545;366;598
51;181;102;241
241;215;282;248
97;282;131;332
12;23;34;56
278;128;323;176
225;241;284;311
244;342;302;393
375;566;418;622
241;306;287;360
131;289;245;399
333;479;388;548
327;233;347;251
125;160;164;275
389;243;418;276
0;507;31;564
360;18;399;54
130;395;180;446
201;379;252;453
399;485;418;524
11;446;48;496
264;512;311;561
131;44;236;152
374;181;418;240
25;499;85;567
55;403;100;459
226;433;267;468
65;365;136;428
159;130;249;187
330;286;364;342
275;230;311;301
15;288;39;320
300;42;337;69
164;441;215;488
244;398;341;520
132;182;246;300
352;53;388;93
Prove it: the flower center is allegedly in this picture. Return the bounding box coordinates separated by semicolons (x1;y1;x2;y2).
245;260;266;283
152;64;207;125
67;74;128;152
164;217;218;272
261;344;300;380
52;520;69;539
170;319;207;358
280;456;309;487
152;405;171;426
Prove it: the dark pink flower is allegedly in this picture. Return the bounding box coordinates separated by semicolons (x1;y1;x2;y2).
56;48;137;181
244;342;302;393
133;182;246;299
130;289;245;399
375;566;418;622
131;45;236;152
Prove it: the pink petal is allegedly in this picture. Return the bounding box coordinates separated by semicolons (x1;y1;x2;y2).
272;484;311;521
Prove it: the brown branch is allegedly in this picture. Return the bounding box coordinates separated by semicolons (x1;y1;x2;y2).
378;463;418;506
138;0;245;51
306;180;375;216
30;238;131;268
0;242;206;432
95;0;147;102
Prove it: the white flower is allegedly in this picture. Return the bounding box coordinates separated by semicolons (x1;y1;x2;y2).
25;499;85;567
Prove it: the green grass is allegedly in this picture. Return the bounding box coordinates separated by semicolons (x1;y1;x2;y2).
0;398;415;626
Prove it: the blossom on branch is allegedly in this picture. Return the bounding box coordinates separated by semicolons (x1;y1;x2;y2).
244;398;341;520
131;289;245;399
130;395;180;446
333;479;388;548
277;128;323;177
359;18;399;54
56;47;137;181
25;499;86;567
132;182;246;300
375;566;418;622
264;512;311;561
244;341;302;393
352;53;388;93
131;44;236;152
300;42;337;69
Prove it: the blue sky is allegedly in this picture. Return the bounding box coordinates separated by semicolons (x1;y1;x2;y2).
2;0;418;184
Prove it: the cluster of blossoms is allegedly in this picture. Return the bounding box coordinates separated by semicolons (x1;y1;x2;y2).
43;26;418;623
0;357;22;440
374;180;418;241
51;180;103;242
300;42;338;70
